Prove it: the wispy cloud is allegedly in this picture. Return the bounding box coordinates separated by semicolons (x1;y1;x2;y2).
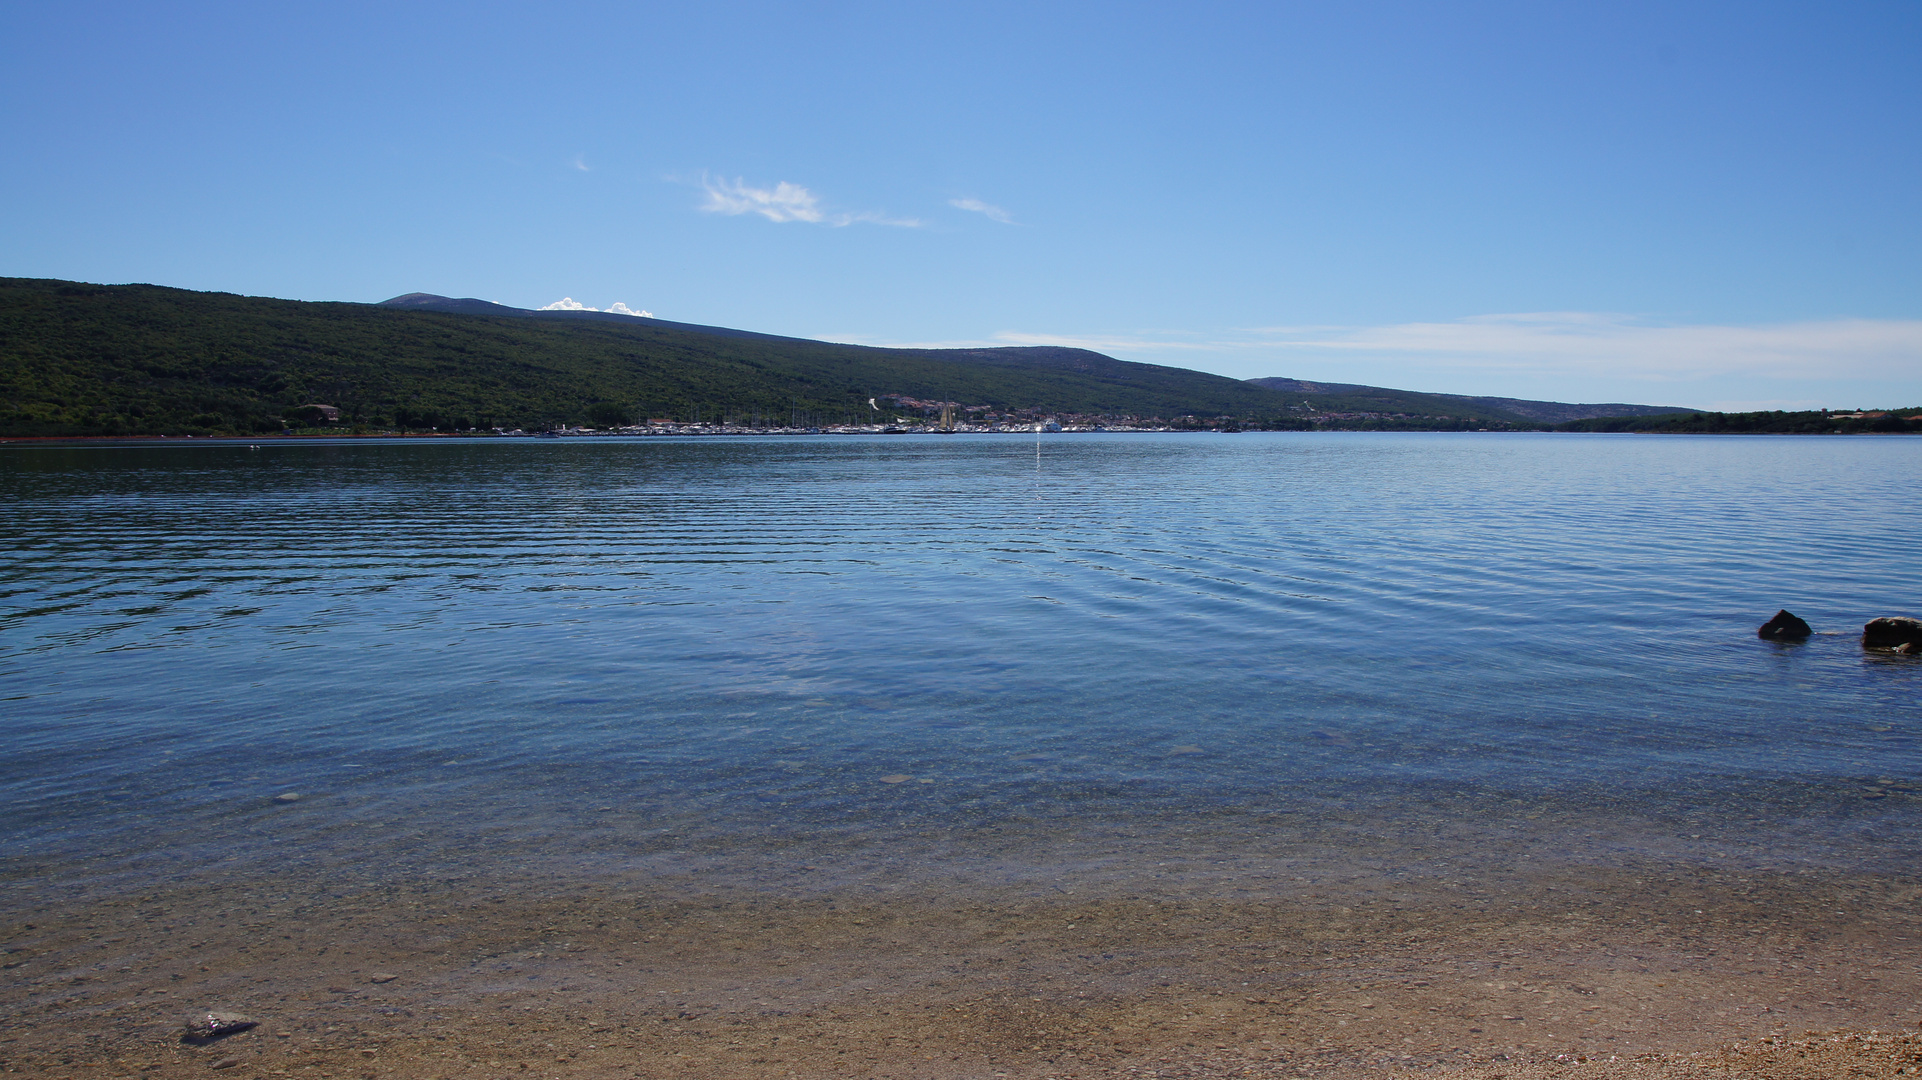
572;154;590;172
949;197;1015;224
862;315;1922;381
700;176;823;223
837;209;924;228
539;298;653;318
1252;313;1922;382
829;313;1922;406
696;174;921;227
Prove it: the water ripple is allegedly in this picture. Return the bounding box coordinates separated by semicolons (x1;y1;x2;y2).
2;433;1919;882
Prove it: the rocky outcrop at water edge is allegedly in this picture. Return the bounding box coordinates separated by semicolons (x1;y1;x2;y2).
1758;610;1813;640
1862;616;1922;649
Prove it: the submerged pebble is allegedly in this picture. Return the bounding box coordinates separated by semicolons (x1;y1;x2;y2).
272;792;300;803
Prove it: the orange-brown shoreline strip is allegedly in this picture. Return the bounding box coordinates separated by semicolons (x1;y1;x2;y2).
5;860;1920;1079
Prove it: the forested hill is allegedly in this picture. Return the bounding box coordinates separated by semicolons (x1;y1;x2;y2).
1;277;1561;436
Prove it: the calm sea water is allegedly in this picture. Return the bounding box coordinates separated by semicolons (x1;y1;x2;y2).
3;433;1919;896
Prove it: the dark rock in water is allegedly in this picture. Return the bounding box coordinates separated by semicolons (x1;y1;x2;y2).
1757;610;1812;640
182;1012;258;1043
1863;616;1922;648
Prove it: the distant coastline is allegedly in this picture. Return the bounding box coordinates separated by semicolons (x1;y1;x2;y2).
4;420;1920;446
4;278;1915;439
6;276;1829;440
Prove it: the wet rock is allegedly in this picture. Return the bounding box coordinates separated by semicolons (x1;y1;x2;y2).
182;1012;257;1044
877;775;912;784
1862;617;1922;648
1757;610;1812;640
272;792;301;803
1896;642;1919;655
369;972;398;983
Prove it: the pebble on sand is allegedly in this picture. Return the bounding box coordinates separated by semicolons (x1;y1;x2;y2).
272;792;301;803
211;1058;241;1070
370;973;399;983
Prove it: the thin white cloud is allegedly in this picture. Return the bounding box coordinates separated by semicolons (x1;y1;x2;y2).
837;209;925;228
949;197;1015;224
830;313;1922;406
539;298;653;317
857;315;1922;382
701;176;823;223
1256;313;1922;382
696;174;920;227
572;155;590;172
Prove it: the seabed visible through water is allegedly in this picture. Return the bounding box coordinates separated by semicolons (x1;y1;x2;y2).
3;433;1920;1077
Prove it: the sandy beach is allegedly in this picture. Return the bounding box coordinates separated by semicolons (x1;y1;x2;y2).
7;854;1920;1080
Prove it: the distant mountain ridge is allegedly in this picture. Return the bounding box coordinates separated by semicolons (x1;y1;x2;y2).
1;278;1311;436
1;277;1710;437
389;293;1701;423
379;293;811;344
1246;377;1697;424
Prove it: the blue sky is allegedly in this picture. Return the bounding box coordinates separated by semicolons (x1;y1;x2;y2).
3;1;1918;409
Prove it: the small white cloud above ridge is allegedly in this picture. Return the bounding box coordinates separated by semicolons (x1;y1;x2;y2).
539;298;653;317
949;197;1014;224
698;174;920;227
701;176;822;223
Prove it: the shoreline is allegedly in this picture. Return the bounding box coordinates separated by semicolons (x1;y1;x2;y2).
7;858;1921;1079
7;429;1920;446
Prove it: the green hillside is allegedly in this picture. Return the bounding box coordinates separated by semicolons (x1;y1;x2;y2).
0;277;1555;437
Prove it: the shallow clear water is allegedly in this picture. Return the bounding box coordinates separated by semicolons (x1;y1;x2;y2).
3;433;1919;894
